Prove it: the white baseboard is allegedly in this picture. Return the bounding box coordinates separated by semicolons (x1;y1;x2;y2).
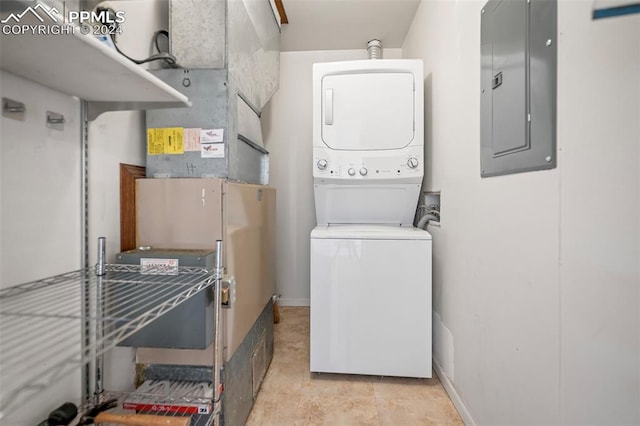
277;298;310;307
433;358;476;426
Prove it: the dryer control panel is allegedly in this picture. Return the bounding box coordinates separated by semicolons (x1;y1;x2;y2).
313;146;423;181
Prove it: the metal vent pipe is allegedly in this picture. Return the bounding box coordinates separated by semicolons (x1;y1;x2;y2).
367;39;382;59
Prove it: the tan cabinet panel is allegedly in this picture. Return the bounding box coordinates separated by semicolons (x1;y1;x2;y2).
136;178;223;249
224;182;276;356
135;178;276;363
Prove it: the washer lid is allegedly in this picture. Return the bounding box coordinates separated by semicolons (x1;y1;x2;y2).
313;181;421;227
311;225;432;240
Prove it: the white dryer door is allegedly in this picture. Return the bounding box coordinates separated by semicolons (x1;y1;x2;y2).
321;72;415;150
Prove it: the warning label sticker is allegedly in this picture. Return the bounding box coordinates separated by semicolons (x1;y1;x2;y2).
147;128;185;155
183;128;202;152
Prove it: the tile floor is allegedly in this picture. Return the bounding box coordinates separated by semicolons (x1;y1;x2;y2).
246;307;463;426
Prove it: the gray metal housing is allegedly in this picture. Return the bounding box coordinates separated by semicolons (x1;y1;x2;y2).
146;69;269;184
148;0;279;183
114;248;216;349
139;299;275;426
169;0;280;112
480;0;557;177
221;300;274;426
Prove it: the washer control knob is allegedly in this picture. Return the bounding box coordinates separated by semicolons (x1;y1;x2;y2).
317;159;328;170
407;157;419;169
348;168;356;176
359;167;368;176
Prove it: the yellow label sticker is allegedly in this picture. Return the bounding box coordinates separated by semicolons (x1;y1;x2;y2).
147;129;164;155
147;128;184;155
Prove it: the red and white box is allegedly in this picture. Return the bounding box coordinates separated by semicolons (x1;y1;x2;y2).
123;380;213;415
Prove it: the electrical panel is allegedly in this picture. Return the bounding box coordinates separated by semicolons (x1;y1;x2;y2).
480;0;557;177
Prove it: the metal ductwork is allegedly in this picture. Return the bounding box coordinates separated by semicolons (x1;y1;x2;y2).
367;39;382;59
146;0;281;184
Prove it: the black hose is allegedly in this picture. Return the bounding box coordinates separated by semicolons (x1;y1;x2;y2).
37;402;78;426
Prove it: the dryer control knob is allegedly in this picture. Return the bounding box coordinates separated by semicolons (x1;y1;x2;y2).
317;159;328;170
407;157;419;169
348;168;356;176
359;167;368;176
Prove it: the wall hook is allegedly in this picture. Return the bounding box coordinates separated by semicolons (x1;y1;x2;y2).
47;111;65;131
2;98;25;121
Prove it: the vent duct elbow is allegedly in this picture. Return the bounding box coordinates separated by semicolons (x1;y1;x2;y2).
367;39;382;60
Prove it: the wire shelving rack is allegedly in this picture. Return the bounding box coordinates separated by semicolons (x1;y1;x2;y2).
0;238;222;425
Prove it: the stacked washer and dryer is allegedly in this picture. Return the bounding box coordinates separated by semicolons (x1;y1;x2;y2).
310;53;433;378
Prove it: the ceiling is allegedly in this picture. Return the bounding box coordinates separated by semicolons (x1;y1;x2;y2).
279;0;421;52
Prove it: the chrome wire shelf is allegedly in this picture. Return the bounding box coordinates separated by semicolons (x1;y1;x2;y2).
0;265;215;419
96;380;215;426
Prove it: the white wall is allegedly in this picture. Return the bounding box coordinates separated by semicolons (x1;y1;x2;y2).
88;0;168;265
86;0;171;392
0;72;82;286
0;71;82;425
0;2;171;420
402;0;639;424
0;9;83;426
262;48;402;306
557;6;639;423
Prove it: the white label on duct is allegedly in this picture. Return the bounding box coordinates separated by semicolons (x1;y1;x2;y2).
201;128;225;158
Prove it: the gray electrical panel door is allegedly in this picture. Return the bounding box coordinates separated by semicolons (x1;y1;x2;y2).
480;0;557;177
